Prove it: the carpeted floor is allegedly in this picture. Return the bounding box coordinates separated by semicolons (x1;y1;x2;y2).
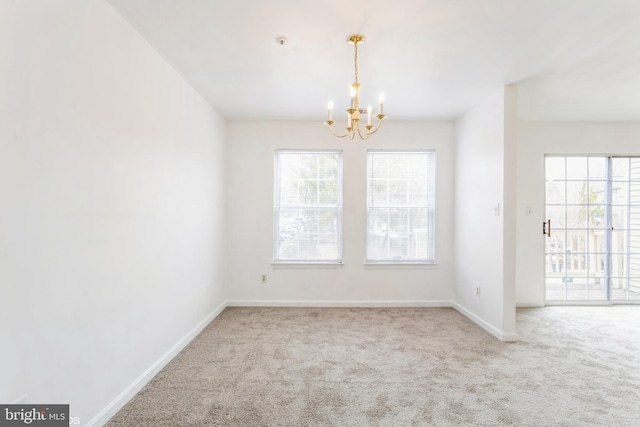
105;306;640;426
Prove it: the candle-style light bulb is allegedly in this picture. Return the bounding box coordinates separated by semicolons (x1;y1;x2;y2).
378;94;384;115
328;101;333;121
350;86;357;109
367;105;373;126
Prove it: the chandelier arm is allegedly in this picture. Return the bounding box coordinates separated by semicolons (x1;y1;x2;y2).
364;126;380;136
363;117;385;136
357;125;372;140
327;123;350;138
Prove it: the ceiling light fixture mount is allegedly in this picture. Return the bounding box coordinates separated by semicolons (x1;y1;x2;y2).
325;34;386;140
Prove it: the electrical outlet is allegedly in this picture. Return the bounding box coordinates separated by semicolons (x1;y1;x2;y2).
476;287;481;297
261;274;267;283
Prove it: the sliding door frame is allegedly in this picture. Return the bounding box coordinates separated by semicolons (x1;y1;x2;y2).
544;154;640;306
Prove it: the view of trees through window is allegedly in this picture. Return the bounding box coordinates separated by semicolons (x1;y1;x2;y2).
274;151;341;262
366;151;435;262
274;150;436;264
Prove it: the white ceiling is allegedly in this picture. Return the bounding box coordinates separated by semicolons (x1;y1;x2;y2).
106;0;640;121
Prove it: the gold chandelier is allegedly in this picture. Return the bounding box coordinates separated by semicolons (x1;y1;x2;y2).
325;34;386;140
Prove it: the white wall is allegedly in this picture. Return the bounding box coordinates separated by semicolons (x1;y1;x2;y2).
453;86;517;341
226;121;454;304
516;122;640;306
0;1;227;425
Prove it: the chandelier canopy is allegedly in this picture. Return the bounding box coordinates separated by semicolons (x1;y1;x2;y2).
325;34;386;140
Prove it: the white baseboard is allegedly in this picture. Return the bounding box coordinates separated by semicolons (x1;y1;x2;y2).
516;302;544;308
87;301;227;427
501;332;519;342
451;302;518;342
226;300;453;308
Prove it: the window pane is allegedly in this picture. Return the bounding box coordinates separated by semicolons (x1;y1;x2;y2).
546;181;565;205
547;205;566;228
389;156;408;178
410;208;430;258
299;179;318;204
612;182;628;206
319;157;338;179
389;180;407;205
367;151;434;262
318;180;337;205
566;181;588;204
370;155;388;179
566;157;588;180
612;158;630;181
277;208;303;243
298;155;318;179
546;232;565;255
611;206;628;230
371;180;388;206
546;157;565;181
588;181;606;204
566;206;587;228
409;178;428;206
589;205;606;229
588;157;607;179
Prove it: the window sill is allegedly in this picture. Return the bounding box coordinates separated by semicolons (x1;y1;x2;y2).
363;261;438;269
271;262;344;269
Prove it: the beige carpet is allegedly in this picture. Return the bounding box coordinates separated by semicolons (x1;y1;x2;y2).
105;306;640;426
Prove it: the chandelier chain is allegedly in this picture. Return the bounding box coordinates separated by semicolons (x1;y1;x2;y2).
354;42;358;84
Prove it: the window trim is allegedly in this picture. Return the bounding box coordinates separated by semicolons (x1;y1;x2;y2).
273;149;343;264
365;149;436;264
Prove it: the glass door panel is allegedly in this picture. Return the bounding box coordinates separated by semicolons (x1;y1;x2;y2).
545;156;640;303
545;156;608;301
611;157;640;301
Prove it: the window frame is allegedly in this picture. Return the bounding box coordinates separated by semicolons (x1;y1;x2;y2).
365;149;436;264
273;149;343;264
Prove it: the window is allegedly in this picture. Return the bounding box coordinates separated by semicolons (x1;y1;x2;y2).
274;150;342;263
366;150;435;263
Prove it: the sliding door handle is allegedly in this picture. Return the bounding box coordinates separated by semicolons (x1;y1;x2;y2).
543;219;551;237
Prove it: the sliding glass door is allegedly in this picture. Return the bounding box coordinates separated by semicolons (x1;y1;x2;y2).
545;156;640;303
